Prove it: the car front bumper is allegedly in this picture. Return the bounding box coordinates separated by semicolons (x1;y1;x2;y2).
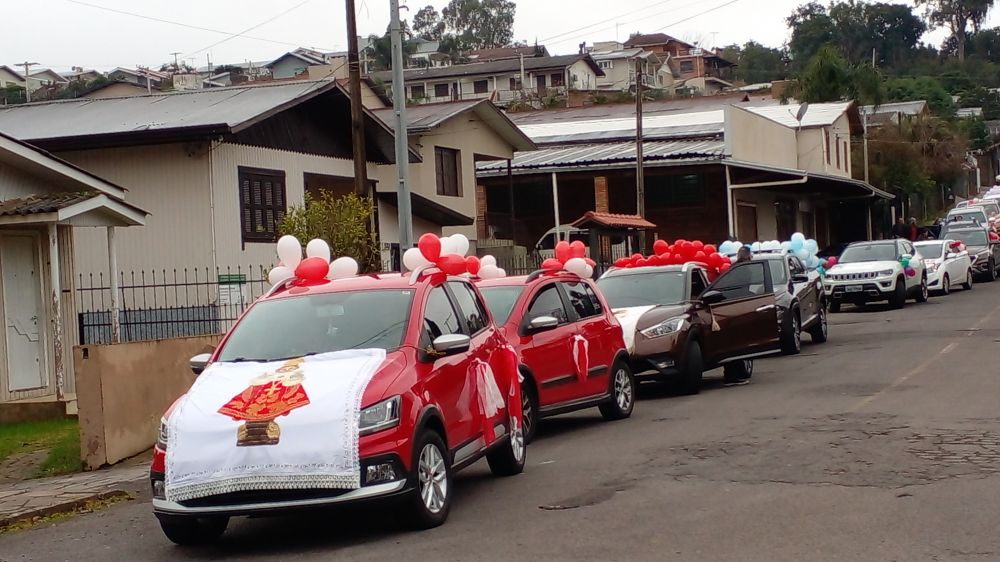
825;279;896;302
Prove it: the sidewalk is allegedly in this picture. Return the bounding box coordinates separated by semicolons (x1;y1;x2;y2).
0;462;148;529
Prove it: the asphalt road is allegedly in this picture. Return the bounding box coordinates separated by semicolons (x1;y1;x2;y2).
5;283;1000;562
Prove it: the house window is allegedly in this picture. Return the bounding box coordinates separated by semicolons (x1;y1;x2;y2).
435;147;462;197
239;167;286;243
551;73;565;87
473;79;489;94
510;77;522;90
598;60;613;70
411;84;425;99
679;60;695;73
434;83;449;98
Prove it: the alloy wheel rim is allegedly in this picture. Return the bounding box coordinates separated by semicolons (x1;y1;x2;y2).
509;417;525;462
821;307;828;337
922;280;928;300
943;275;950;294
418;443;448;514
521;389;533;437
614;368;633;410
793;316;801;350
744;360;753;375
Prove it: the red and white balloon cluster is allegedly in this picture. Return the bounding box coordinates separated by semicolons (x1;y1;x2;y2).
268;235;359;286
402;233;506;279
541;240;596;278
612;239;731;279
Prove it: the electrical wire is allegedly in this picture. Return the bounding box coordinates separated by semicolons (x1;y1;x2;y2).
181;0;315;59
537;0;685;44
649;0;745;34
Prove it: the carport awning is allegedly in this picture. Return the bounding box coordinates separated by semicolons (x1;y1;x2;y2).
0;191;148;226
725;160;894;200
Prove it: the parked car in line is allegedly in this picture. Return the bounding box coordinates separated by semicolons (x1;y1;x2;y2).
751;252;828;354
914;239;973;294
944;225;1000;282
945;208;990;231
476;271;633;444
956;200;1000;217
151;273;526;544
824;239;928;312
596;262;781;393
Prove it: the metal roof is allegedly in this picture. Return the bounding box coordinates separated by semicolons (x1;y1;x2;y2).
745;102;854;129
517;110;724;144
476;139;725;175
861;100;928;116
371;100;536;151
371;54;605;82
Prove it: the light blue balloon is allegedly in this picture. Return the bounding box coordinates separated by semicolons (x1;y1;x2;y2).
781;241;792;251
790;238;804;252
796;249;810;261
750;242;762;252
805;239;819;253
791;232;806;244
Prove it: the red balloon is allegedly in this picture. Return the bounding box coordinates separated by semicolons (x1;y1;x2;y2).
636;258;649;267
295;257;330;281
438;254;467;275
647;255;661;266
418;233;442;262
709;252;724;267
615;258;630;268
719;262;732;273
466;256;481;275
631;253;643;261
826;257;838;268
570;240;587;259
704;244;717;254
653;239;669;256
693;251;707;262
692;241;705;252
555;241;572;263
674;239;687;248
585;258;597;267
660;253;673;265
542;258;563;271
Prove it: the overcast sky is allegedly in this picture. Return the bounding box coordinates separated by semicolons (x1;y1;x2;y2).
1;0;992;73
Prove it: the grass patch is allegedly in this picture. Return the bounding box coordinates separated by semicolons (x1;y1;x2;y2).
0;418;81;477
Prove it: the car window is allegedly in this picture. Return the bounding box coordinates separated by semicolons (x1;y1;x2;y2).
584;284;604;315
711;262;769;300
562;281;601;319
768;259;788;284
903;241;915;255
479;286;525;324
448;282;489;334
840;243;898;263
597;271;686;308
423;287;464;342
690;270;708;297
526;284;569;324
788;256;806;275
915;242;944;259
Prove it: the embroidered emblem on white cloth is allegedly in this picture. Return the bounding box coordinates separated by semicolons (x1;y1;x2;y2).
165;349;386;502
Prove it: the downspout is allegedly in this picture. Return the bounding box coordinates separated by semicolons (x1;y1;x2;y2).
725;165;735;238
207;139;219;270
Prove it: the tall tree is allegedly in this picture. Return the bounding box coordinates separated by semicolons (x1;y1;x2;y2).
442;0;516;50
720;42;789;83
885;76;957;115
796;44;885;105
916;0;996;61
413;5;445;40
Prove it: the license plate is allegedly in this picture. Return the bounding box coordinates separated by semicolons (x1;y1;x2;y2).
845;285;864;293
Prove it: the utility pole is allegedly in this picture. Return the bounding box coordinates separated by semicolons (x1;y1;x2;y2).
635;58;646;251
170;52;182;71
390;0;413;250
19;62;37;102
345;0;370;199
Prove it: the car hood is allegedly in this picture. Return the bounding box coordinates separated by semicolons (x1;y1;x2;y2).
829;261;899;274
613;304;687;353
360;349;410;407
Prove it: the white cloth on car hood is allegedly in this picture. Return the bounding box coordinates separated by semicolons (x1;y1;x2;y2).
165;349;386;502
613;306;656;353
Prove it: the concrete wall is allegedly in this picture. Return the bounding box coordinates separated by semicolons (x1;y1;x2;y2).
74;334;220;469
726;106;798;170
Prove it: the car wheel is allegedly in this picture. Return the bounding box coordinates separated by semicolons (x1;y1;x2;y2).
808;303;829;343
677;340;703;395
780;309;802;355
599;360;635;421
915;276;929;303
964;269;974;290
156;515;229;546
891;278;906;309
829;301;841;313
519;377;538;445
723;359;753;384
486;414;526;477
402;430;452;529
941;274;950;296
988;259;997;282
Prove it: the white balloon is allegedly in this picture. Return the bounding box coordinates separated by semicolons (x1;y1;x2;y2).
481;255;497;267
403;247;431;271
583;264;594;278
329;257;359;279
498;268;506;277
750;242;762;252
268;266;294;286
306;239;331;262
439;235;456;256
565;257;589;277
479;265;501;279
276;235;302;269
449;234;470;257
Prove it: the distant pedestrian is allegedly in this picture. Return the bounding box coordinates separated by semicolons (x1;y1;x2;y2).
909;218;919;241
736;246;752;263
891;218;908;239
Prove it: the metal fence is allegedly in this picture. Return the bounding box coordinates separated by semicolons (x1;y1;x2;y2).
76;265;270;345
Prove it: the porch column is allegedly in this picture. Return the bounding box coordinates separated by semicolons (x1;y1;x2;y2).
725;165;736;238
475;185;488;240
594;176;609;213
107;227;121;344
47;224;65;401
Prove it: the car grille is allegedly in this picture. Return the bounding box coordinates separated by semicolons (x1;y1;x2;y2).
829;271;880;281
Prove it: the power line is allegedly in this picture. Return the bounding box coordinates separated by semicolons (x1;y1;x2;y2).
181;0;314;59
538;0;682;44
649;0;745;34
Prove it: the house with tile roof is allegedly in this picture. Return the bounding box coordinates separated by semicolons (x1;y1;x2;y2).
624;33;736;94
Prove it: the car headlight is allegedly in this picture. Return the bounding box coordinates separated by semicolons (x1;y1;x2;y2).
878;269;895;277
640;317;686;339
926;263;939;272
359;396;401;436
157;417;169;450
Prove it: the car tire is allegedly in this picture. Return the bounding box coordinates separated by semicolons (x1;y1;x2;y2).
780;309;802;355
941;274;950;296
808;303;829;343
402;430;452;530
964;270;974;290
519;377;539;445
987;259;997;282
677;340;703;395
156;515;229;546
915;276;929;303
723;359;753;384
486;415;526;477
829;301;841;313
599;360;635;421
891;278;906;309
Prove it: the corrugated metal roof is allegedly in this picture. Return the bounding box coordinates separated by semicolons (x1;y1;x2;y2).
519;110;725;144
372;100;484;131
371;54;604;82
746;102;854;129
0;191;97;216
476;139;724;174
861;100;928;116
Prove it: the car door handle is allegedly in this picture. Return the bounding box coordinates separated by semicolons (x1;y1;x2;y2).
755;305;776;312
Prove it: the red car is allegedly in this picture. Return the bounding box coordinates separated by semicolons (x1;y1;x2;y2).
476;271;634;443
150;273;525;544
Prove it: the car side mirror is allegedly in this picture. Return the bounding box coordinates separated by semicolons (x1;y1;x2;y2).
701;289;726;305
432;334;471;356
190;353;212;375
791;274;810;284
526;315;559;334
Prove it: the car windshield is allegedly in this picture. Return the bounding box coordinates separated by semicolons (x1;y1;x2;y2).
479;286;525;324
216;289;414;363
915;243;944;259
948;210;987;223
839;243;898;263
597;271;686;308
950;230;988;247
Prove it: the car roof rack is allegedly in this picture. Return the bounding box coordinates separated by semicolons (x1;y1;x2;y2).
524;269;581;283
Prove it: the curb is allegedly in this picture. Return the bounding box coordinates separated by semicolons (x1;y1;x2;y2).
0;490;134;533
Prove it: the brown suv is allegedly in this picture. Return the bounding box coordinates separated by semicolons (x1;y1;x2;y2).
595;261;781;393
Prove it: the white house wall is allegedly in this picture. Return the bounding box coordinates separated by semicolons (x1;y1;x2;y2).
725;107;798;170
0;161;59;199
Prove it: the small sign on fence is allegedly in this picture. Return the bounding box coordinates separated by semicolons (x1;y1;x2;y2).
217;274;248;306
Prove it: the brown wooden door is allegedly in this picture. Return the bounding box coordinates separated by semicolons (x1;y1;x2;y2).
736;202;758;242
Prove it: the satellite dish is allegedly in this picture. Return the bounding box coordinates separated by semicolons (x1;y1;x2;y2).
795;103;810;123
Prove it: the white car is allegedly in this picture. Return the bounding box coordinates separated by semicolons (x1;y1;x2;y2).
824;239;928;312
914;239;973;295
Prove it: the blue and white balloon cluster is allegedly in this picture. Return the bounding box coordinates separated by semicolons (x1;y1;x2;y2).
718;233;826;271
